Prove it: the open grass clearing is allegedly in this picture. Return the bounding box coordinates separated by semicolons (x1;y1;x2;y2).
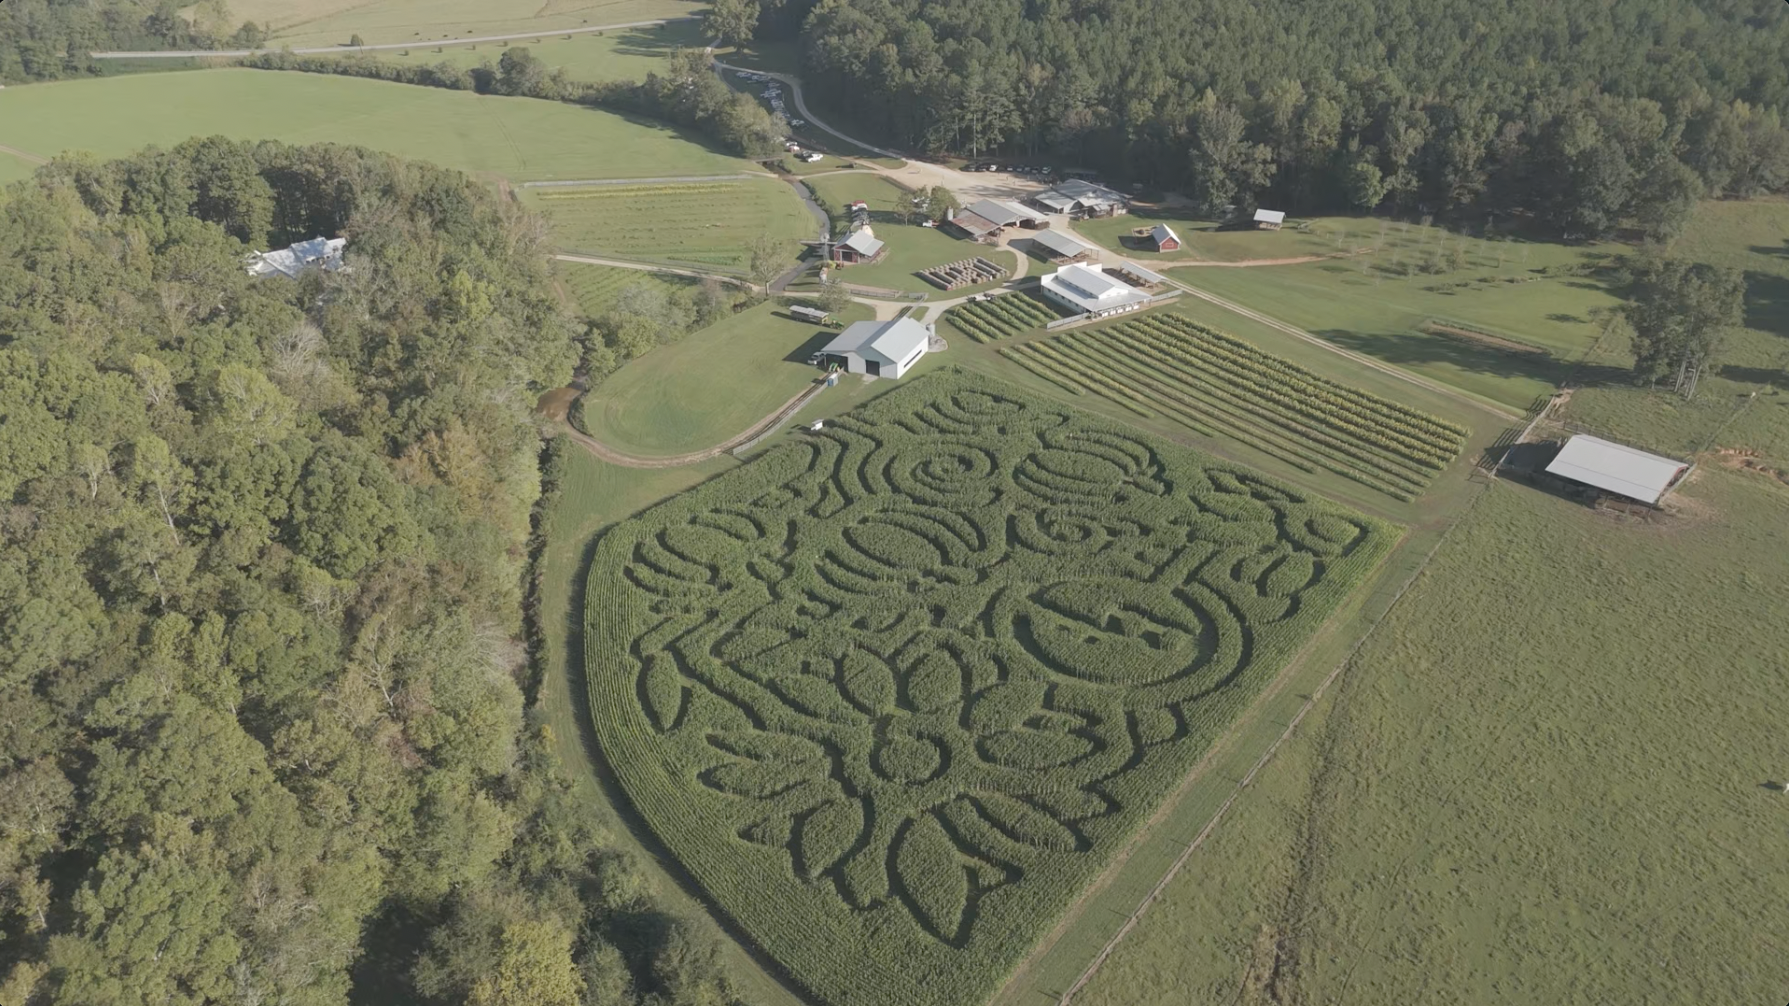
1076;209;1348;263
555;261;698;318
1071;470;1789;1006
0;69;752;183
306;20;707;81
214;0;702;50
582;369;1397;1006
525;178;815;271
577;299;875;456
1172;236;1623;412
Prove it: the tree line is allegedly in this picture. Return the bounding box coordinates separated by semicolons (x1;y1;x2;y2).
243;47;789;160
0;0;267;79
0;140;760;1006
716;0;1789;238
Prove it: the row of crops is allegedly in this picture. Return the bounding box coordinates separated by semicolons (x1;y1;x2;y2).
583;372;1396;1006
530;181;811;270
944;293;1062;342
555;261;692;318
1001;315;1468;501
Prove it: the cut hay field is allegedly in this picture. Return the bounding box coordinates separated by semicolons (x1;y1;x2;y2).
316;20;706;82
0;69;751;182
1002;314;1469;503
577;300;875;456
1071;469;1789;1006
581;370;1398;1006
525;178;816;271
214;0;702;50
1170;230;1623;412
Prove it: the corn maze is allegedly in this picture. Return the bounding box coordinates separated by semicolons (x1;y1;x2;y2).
1002;315;1469;501
584;371;1395;1006
945;293;1062;343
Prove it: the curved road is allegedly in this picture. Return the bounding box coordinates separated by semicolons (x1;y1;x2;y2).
91;17;696;58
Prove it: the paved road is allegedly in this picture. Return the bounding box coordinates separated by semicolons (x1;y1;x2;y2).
91;17;696;58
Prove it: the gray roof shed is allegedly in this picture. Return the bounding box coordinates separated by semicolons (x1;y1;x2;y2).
1544;434;1688;504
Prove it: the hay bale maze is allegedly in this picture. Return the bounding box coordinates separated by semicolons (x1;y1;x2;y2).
945;293;1061;343
921;256;1010;291
583;370;1396;1006
1002;315;1468;501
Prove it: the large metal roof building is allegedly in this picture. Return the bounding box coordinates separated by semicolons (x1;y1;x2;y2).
1543;434;1689;505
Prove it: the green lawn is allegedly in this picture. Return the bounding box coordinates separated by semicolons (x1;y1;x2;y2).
1563;199;1789;465
803;173;1017;295
0;152;37;184
1073;469;1789;1006
0;69;752;182
311;20;707;82
220;0;703;49
579;299;874;455
525;178;815;271
1171;238;1623;412
1076;209;1348;263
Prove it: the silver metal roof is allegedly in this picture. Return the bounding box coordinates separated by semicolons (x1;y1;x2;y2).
1254;208;1286;224
1544;434;1687;504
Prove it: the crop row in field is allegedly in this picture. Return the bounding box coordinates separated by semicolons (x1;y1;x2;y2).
584;370;1395;1006
945;293;1062;342
1002;315;1468;502
556;261;693;318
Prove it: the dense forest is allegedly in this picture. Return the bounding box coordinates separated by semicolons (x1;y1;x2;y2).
0;141;756;1006
721;0;1789;236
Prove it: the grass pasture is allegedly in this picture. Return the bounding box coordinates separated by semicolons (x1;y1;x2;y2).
582;369;1397;1006
555;261;697;318
311;20;707;82
945;293;1063;342
1076;210;1347;263
526;178;816;271
577;300;873;456
0;69;751;182
1073;470;1789;1006
1002;314;1468;502
218;0;703;50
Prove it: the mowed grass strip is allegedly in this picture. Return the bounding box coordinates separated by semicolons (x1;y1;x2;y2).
308;21;709;82
528;179;814;269
0;68;752;182
583;369;1396;1006
239;0;702;49
555;261;696;317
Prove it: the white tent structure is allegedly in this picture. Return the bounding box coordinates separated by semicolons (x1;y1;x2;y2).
1544;434;1689;504
247;237;346;279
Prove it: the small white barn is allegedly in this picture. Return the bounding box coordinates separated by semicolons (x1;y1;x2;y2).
1253;208;1286;230
247;236;346;279
1543;434;1689;505
1039;263;1152;318
820;317;933;378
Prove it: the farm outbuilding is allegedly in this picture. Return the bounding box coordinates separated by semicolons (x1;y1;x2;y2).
247;236;346;278
1149;224;1181;252
1039;263;1152;318
1030;229;1098;263
1543;434;1689;505
1027;179;1129;219
820;318;933;378
789;304;830;324
830;228;886;265
1253;208;1286;230
944;208;1002;241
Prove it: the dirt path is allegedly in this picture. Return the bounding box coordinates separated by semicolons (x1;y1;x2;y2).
558;382;823;468
0;144;47;166
90;17;698;58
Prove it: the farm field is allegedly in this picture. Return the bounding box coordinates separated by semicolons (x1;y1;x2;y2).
576;300;875;456
1172;234;1623;412
1075;210;1348;263
525;178;816;271
313;20;706;82
555;261;699;317
581;370;1397;1006
804;173;1017;295
216;0;702;50
0;69;751;182
1002;315;1469;502
1562;198;1789;466
1072;469;1789;1006
945;293;1065;342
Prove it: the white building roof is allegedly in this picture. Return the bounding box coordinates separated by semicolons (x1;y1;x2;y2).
1254;208;1286;224
966;199;1036;226
1031;229;1097;259
1150;223;1180;246
1052;179;1127;207
1544;434;1688;504
247;236;346;279
1040;264;1152;314
840;229;884;258
1032;192;1078;213
825;318;930;365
